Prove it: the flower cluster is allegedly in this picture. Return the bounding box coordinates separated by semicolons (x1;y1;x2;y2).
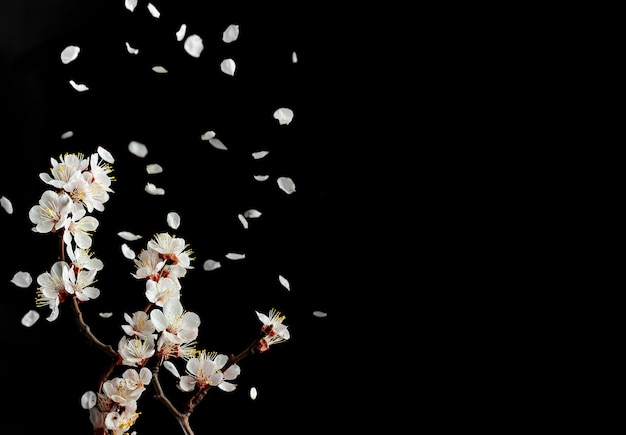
27;148;290;434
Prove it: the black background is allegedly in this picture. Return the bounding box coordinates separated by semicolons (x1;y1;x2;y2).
1;1;369;432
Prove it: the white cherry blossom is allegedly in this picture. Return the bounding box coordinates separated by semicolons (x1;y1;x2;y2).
150;298;200;345
179;350;240;392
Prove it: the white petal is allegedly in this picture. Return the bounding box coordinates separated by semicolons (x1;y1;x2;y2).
277;176;296;194
203;259;221;271
184;34;204;58
237;214;248;229
121;243;136;259
225;253;245;260
278;275;290;291
128;141;148;157
1;196;13;214
69;80;89;92
249;386;258;400
209;137;227;150
292;51;298;63
243;209;261;218
60;45;80;64
147;3;160;18
80;391;97;409
252;150;269;159
313;311;328;318
117;231;142;241
253;175;269;182
152;65;168;73
176;24;187;42
146;163;163;174
163;361;181;378
11;271;32;288
97;146;115;163
99;312;113;318
220;58;236;76
21;309;40;327
222;24;240;43
167;212;181;229
61;130;73;139
200;130;216;140
125;42;139;54
145;183;165;195
273;107;294;125
125;0;137;12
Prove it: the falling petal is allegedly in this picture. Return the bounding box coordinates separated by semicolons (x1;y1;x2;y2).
11;271;32;288
184;34;204;58
249;386;258;400
118;231;142;241
273;107;294;125
238;214;248;229
99;312;113;318
145;183;165;195
125;42;139;54
152;65;168;73
277;176;296;194
163;361;181;378
121;243;136;259
220;58;236;76
21;310;40;327
176;24;187;42
313;311;328;318
222;24;240;43
226;253;245;260
80;391;97;409
209;137;227;150
69;80;89;92
253;175;269;182
292;51;298;63
61;130;73;139
243;209;262;218
128;141;148;157
278;275;290;291
97;146;114;163
1;196;13;214
203;259;221;271
60;45;80;64
147;3;160;18
146;163;163;174
167;211;181;229
125;0;137;12
200;130;216;140
252;150;269;159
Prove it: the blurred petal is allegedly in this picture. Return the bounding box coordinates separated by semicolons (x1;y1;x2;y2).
313;311;328;318
125;0;137;12
278;275;290;291
238;214;248;229
11;271;32;288
145;183;165;195
99;312;113;318
225;253;245;260
209;137;227;150
292;51;298;63
146;163;163;174
60;45;80;64
273;107;294;125
128;141;148;157
243;209;261;218
61;130;73;139
21;310;40;327
203;259;221;271
147;3;160;18
220;58;236;76
252;151;268;159
184;34;204;58
176;24;187;42
81;391;97;409
249;386;258;400
277;176;296;194
121;243;136;259
167;211;181;229
118;231;142;241
200;130;216;140
97;146;114;163
69;80;89;92
163;360;181;378
222;24;240;43
253;175;269;182
1;196;13;214
152;65;168;73
125;42;139;54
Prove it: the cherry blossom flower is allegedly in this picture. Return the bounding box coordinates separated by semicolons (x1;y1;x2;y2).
39;153;89;189
122;311;157;341
29;190;72;234
103;376;144;407
62;263;100;302
66;245;104;272
179;350;240;392
63;213;99;250
150;298;200;345
145;276;181;307
147;232;193;278
118;336;155;367
256;308;290;352
35;261;71;321
122;367;153;390
132;248;166;281
104;401;140;434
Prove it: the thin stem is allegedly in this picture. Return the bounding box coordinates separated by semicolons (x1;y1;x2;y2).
70;297;117;358
151;364;194;435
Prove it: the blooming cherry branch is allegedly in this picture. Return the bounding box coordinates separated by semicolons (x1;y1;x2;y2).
27;148;290;435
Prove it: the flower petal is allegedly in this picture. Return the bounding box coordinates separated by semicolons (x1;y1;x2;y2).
97;146;115;163
278;275;290;291
222;24;240;43
249;386;258;400
21;309;40;327
69;80;89;92
146;163;163;174
167;212;181;229
225;253;245;260
184;34;204;58
251;150;269;159
121;243;136;259
145;183;165;195
203;259;221;271
81;391;98;409
273;107;294;125
313;311;328;318
128;141;148;157
118;231;142;241
209;137;227;150
176;24;187;42
147;3;160;18
60;45;80;64
11;271;32;288
220;58;236;76
277;176;296;194
1;196;13;214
